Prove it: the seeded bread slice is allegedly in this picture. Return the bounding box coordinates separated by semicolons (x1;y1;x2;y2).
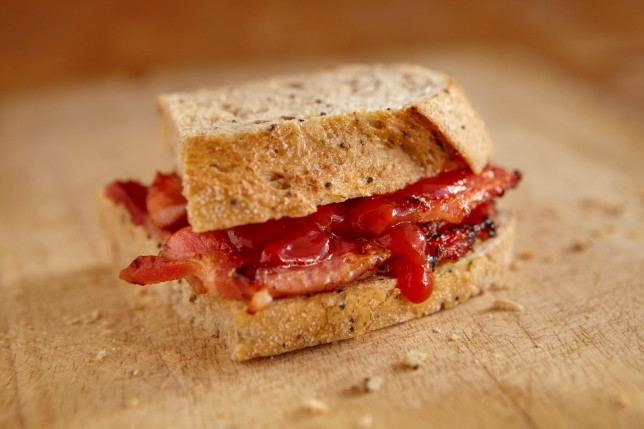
99;192;514;361
157;64;492;232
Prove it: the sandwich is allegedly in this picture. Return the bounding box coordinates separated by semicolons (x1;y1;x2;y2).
99;64;521;360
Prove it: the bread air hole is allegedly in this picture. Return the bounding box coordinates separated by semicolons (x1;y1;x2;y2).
264;172;292;190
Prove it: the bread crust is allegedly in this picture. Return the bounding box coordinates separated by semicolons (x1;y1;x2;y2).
158;64;492;232
99;192;515;361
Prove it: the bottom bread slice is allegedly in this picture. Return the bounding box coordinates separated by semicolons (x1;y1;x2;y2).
99;193;516;360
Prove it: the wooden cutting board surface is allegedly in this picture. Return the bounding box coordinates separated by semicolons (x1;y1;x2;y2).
1;47;643;429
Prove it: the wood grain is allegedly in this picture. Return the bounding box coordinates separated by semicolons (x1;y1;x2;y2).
0;47;643;428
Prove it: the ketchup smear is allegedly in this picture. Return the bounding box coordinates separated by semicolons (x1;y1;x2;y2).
112;165;521;304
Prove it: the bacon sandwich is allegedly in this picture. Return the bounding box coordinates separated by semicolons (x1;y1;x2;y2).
100;64;521;360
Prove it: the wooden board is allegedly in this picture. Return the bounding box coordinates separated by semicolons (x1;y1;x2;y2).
1;47;643;429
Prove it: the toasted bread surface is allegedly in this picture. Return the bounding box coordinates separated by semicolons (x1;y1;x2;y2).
158;64;492;232
99;192;514;361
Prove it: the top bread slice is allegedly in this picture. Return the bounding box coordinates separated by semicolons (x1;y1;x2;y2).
157;64;492;232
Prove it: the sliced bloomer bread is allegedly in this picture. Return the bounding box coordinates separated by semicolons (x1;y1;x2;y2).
157;64;493;232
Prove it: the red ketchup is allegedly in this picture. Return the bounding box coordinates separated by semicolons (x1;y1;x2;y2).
114;166;521;304
242;166;519;303
226;202;436;303
260;224;331;266
223;174;492;303
375;223;433;303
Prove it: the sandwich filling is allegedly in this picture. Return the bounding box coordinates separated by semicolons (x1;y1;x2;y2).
108;165;520;312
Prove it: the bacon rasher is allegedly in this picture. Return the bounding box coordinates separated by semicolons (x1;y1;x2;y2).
114;166;521;307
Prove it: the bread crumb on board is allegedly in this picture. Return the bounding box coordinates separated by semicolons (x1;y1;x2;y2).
353;376;384;393
403;350;428;370
357;413;374;428
450;333;461;341
303;398;328;415
432;327;442;334
364;376;384;392
94;349;107;362
490;298;524;312
86;348;107;364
